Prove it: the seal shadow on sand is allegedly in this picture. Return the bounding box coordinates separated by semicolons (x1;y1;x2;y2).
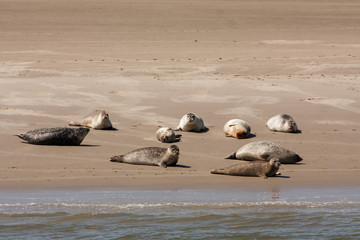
274;175;290;178
174;127;210;134
19;141;100;147
247;133;257;139
173;164;191;168
94;127;118;131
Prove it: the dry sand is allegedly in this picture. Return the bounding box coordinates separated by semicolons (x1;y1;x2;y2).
0;0;359;191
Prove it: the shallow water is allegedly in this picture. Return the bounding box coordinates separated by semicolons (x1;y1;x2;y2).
1;188;360;239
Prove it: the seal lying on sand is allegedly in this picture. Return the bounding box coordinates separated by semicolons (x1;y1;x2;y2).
156;127;182;143
211;158;281;178
224;141;302;164
69;110;113;130
110;145;179;168
16;127;90;145
266;114;298;133
223;119;251;139
175;113;207;132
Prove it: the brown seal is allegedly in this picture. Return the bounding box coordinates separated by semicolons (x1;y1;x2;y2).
69;110;113;130
211;158;281;178
110;145;179;168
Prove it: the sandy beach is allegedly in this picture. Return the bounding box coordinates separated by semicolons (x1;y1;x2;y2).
0;0;359;191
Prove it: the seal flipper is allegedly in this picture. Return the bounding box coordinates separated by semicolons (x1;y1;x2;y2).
260;153;272;161
175;134;182;142
224;152;237;159
68;121;82;127
15;134;25;140
110;155;124;162
159;162;167;168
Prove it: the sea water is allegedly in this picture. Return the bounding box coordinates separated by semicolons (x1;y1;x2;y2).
1;187;359;239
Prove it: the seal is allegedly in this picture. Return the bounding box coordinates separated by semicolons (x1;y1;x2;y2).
69;110;113;130
266;114;298;133
109;145;179;168
156;127;182;143
175;113;207;132
224;141;302;164
211;157;281;178
16;127;90;145
223;119;251;139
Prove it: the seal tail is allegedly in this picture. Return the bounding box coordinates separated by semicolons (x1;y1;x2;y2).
224;152;237;159
110;155;124;162
210;168;224;175
15;134;25;140
68;121;82;126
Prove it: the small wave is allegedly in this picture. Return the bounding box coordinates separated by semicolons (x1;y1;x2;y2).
1;200;360;215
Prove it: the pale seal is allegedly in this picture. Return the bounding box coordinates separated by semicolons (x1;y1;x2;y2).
223;119;251;139
211;157;281;178
175;113;207;132
266;114;298;133
156;127;182;143
110;145;179;168
224;141;302;164
16;127;90;145
69;110;113;130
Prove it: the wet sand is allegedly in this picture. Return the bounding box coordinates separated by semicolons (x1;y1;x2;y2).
0;0;359;190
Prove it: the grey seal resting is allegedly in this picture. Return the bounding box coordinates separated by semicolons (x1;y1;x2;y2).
69;110;113;130
110;145;179;168
224;141;302;164
16;127;90;145
175;113;207;132
266;114;298;133
156;127;182;143
223;119;251;139
211;157;281;178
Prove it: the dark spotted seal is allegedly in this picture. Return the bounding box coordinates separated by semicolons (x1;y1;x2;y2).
16;127;90;145
110;145;179;168
211;157;281;178
266;114;298;133
224;141;302;164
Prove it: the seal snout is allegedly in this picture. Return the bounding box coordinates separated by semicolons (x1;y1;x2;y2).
295;154;303;163
236;131;246;139
169;145;180;155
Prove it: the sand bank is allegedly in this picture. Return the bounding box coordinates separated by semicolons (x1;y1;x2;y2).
0;0;359;190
